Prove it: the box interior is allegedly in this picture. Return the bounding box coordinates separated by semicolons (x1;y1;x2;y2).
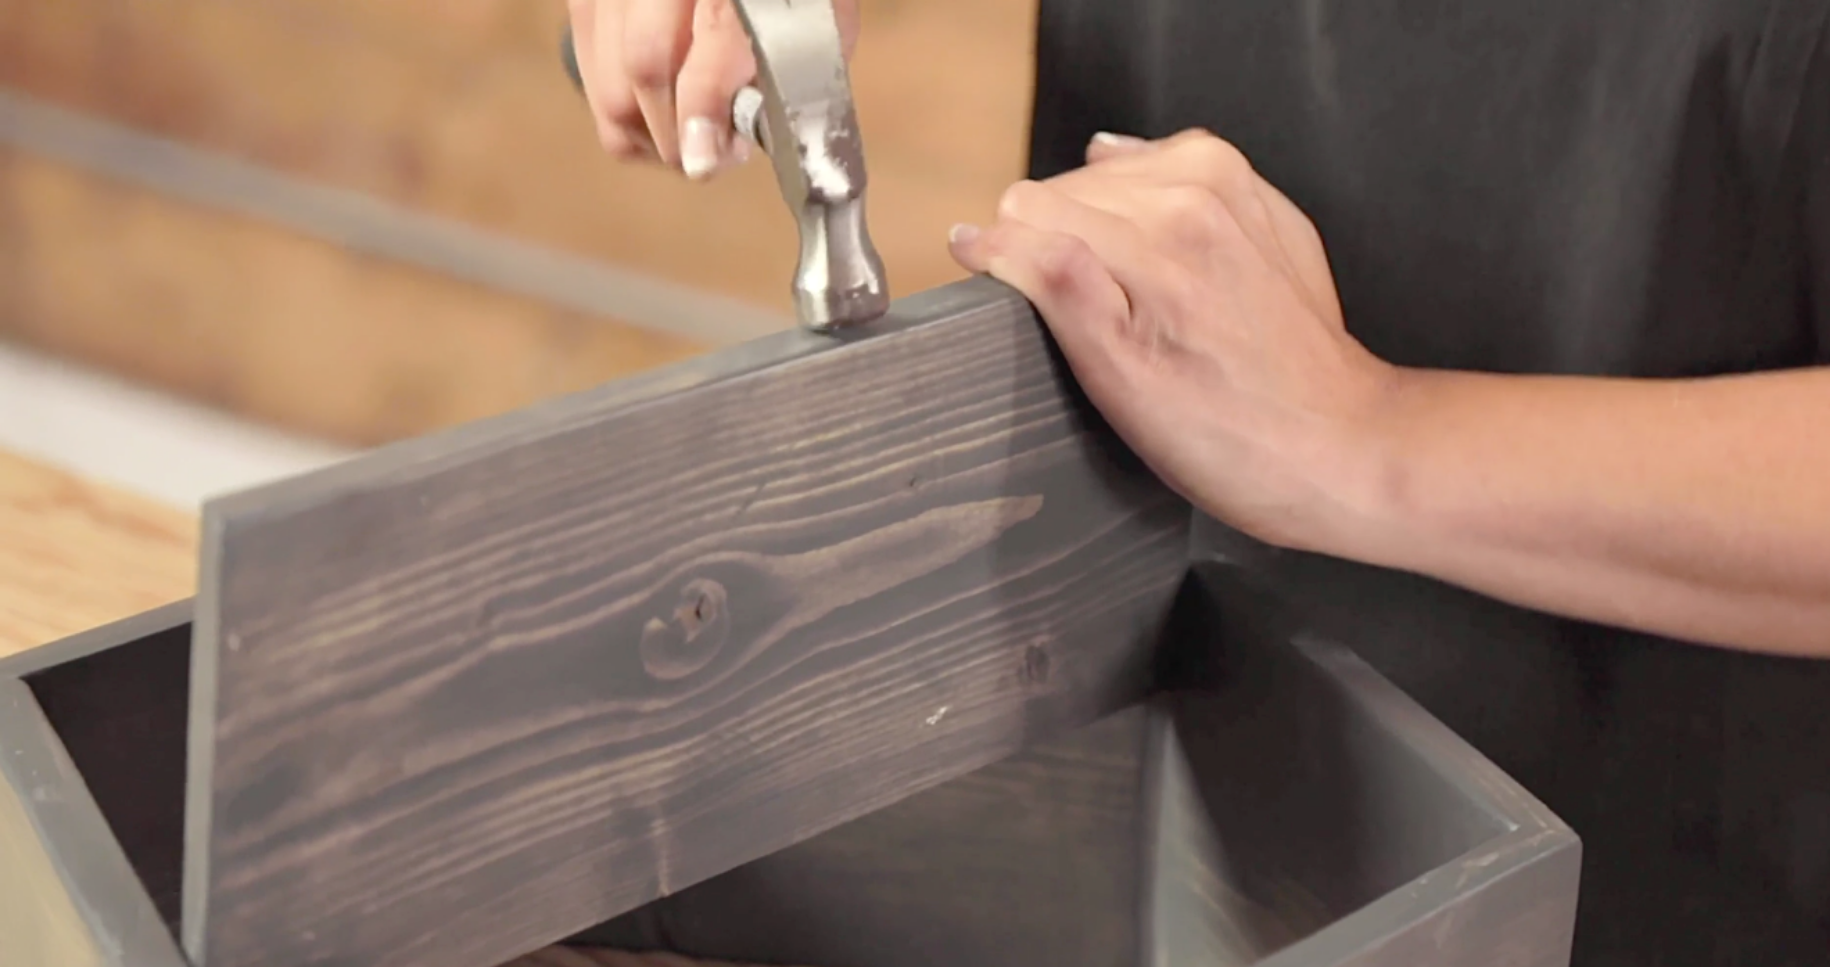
25;579;1513;967
26;619;191;936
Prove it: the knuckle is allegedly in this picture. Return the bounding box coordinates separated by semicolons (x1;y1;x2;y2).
598;89;646;127
596;126;628;156
1161;186;1233;243
621;38;681;91
1032;233;1099;292
1191;136;1252;177
1172;134;1255;194
695;0;736;30
596;124;647;160
996;179;1051;222
623;57;673;92
675;47;753;112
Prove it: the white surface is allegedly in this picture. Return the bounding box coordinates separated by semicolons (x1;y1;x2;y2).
0;341;354;509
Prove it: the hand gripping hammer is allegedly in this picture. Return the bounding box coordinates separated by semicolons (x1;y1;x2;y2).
561;2;891;331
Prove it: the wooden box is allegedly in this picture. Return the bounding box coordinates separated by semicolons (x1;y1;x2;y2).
0;278;1579;967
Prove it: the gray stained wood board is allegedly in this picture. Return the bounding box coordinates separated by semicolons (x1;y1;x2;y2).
1144;563;1582;967
571;701;1157;967
182;275;1196;967
567;563;1581;967
0;561;1581;967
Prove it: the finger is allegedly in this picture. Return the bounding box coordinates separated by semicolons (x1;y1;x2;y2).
947;219;1133;386
992;180;1166;298
623;0;696;166
579;0;657;160
677;0;757;179
980;180;1185;356
1069;129;1250;203
1072;133;1289;272
835;0;863;59
1090;129;1335;310
1065;169;1266;259
568;0;597;88
569;0;614;150
1084;130;1155;165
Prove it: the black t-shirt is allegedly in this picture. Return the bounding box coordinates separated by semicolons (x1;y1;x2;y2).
1028;1;1830;963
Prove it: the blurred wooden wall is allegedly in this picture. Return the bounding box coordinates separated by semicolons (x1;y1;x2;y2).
0;0;1037;446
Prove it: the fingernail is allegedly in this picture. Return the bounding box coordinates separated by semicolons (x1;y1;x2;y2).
730;137;753;167
948;223;981;246
1092;131;1146;149
681;117;721;180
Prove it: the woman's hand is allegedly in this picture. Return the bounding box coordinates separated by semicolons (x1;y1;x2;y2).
949;129;1402;555
566;0;862;179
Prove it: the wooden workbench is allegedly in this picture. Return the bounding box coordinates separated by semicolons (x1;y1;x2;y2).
0;449;195;661
0;448;768;967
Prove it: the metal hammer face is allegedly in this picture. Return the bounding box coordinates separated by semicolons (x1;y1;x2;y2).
728;0;890;331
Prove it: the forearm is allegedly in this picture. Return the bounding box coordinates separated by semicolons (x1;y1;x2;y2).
1332;366;1830;656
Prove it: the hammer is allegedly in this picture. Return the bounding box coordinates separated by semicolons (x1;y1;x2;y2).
560;1;890;332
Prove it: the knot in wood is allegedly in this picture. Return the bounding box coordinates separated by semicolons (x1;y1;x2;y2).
1021;641;1052;686
639;577;731;681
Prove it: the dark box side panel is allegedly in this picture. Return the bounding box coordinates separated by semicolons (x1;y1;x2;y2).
1157;564;1510;922
26;620;192;933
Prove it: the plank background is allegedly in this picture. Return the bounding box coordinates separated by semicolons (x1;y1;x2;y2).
0;0;1038;446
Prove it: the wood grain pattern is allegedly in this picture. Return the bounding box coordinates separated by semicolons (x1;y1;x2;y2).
565;562;1583;967
1;599;788;967
4;525;1583;965
0;147;707;447
575;705;1153;967
0;449;195;659
0;0;1035;312
184;276;1193;967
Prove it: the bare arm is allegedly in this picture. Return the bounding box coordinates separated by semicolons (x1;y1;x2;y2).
1340;366;1830;655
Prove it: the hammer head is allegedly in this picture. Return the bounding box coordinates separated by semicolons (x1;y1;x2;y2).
729;0;890;331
